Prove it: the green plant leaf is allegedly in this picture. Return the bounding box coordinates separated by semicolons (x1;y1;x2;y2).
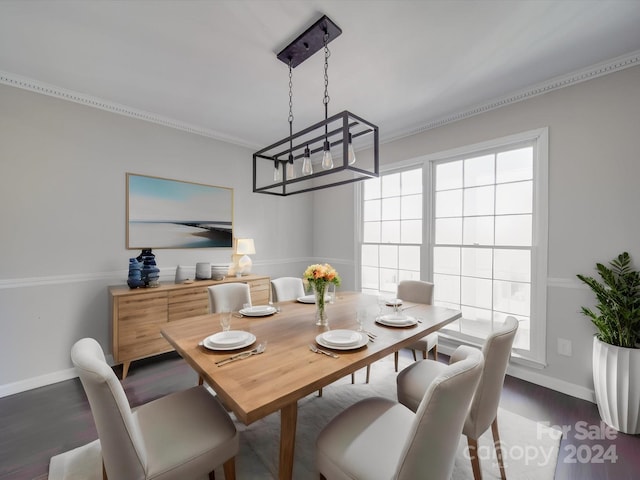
577;252;640;348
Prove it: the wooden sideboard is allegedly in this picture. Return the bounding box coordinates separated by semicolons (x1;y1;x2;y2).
110;274;270;378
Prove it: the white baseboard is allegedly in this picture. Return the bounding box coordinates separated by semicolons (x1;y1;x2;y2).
438;344;596;404
0;368;79;398
505;362;596;403
0;354;115;398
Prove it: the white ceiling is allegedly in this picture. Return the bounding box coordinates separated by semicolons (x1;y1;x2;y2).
1;0;640;149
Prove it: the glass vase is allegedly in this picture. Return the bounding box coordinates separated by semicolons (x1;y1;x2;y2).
314;282;328;326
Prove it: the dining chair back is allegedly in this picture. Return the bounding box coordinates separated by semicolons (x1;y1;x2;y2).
208;283;251;313
397;280;434;303
316;346;484;480
71;338;239;480
398;346;484;480
396;280;437;369
396;316;519;480
271;276;305;302
463;315;519;480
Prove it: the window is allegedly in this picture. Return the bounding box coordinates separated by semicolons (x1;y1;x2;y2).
361;168;423;295
358;129;548;365
433;147;532;345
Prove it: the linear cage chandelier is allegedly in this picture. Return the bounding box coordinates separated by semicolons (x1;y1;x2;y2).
253;15;379;196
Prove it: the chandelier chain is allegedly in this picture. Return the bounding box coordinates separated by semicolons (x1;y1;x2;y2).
323;32;330;108
288;60;294;124
287;59;294;162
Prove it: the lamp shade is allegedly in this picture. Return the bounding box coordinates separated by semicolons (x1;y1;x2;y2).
236;238;256;255
235;238;255;275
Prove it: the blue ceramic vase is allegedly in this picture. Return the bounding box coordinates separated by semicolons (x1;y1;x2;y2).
137;249;160;287
127;257;145;289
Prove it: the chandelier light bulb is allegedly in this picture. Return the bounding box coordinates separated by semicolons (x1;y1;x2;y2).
273;162;281;182
348;133;356;165
302;145;313;175
322;149;334;170
321;140;334;170
286;160;296;179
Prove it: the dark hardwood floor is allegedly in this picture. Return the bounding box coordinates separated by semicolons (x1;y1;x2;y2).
1;351;638;480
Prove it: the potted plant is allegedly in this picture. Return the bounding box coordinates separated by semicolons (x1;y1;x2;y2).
577;252;640;434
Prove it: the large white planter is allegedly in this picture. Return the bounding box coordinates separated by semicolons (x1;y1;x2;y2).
592;336;640;434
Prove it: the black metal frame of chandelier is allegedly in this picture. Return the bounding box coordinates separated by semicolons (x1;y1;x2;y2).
253;110;379;196
255;122;370;162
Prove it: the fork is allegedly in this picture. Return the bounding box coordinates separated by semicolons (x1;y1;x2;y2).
216;342;267;366
401;304;419;311
309;344;339;358
214;343;261;364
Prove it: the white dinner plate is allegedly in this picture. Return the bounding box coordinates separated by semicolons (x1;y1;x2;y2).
297;294;330;304
297;295;316;304
316;331;368;350
239;305;277;317
376;313;418;327
204;330;251;348
320;329;361;347
202;331;256;351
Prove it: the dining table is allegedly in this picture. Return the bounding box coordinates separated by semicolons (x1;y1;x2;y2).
161;291;461;480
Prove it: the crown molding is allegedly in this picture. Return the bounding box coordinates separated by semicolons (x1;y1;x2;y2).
0;70;258;149
381;49;640;144
2;49;639;149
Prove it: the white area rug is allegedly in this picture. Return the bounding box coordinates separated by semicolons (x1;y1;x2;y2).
49;359;560;479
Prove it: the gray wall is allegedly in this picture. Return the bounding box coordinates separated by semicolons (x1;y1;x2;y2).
314;64;640;400
0;84;313;394
2;64;639;401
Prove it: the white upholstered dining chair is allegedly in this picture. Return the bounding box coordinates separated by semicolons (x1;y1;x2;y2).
71;338;239;480
270;276;306;302
397;316;519;480
208;283;251;313
316;345;484;480
396;280;438;369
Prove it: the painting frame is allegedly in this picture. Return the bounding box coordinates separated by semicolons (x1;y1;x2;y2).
126;173;233;249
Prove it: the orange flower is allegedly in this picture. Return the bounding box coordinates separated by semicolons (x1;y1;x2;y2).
303;263;341;287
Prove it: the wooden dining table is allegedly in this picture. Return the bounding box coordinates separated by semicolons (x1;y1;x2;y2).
161;291;461;480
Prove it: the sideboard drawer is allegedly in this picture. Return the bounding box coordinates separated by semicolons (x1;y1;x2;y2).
168;286;209;321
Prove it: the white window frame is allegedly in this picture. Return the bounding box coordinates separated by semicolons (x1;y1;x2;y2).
356;128;548;367
426;128;548;367
358;165;425;294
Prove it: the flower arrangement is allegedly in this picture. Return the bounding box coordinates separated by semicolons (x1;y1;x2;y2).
303;263;341;289
303;264;341;325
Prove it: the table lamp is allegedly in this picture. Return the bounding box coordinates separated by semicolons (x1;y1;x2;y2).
235;238;256;275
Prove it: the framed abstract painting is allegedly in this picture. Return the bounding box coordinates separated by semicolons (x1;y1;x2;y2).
126;173;233;249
